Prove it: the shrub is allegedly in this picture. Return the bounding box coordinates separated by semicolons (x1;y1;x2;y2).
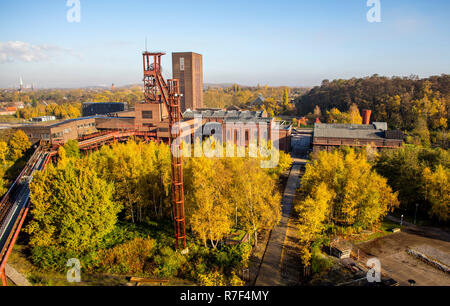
229;272;245;286
197;271;226;286
311;251;333;274
97;237;156;274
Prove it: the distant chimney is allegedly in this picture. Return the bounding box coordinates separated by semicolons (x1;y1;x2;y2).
362;109;371;125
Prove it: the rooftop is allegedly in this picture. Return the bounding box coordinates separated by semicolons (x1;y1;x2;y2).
183;109;271;123
313;122;402;140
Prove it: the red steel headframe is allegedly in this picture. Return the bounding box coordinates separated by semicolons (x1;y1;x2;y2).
142;52;186;249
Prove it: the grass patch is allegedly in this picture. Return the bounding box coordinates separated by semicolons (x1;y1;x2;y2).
351;217;402;244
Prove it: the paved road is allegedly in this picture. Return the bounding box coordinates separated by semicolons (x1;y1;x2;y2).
255;133;311;285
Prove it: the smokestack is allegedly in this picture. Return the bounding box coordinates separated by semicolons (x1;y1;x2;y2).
362;109;371;125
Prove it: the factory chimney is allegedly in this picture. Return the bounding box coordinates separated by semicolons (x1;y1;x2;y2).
362;109;371;125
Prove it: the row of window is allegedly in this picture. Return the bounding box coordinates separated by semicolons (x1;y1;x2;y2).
77;122;95;129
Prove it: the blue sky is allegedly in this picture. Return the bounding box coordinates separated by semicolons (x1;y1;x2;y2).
0;0;449;88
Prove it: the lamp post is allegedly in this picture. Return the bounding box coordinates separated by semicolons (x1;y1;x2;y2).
400;215;404;227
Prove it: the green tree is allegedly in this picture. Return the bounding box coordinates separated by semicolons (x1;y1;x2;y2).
27;161;120;253
63;139;80;159
282;88;289;108
8;130;31;160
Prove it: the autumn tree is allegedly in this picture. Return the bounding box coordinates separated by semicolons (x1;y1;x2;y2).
295;182;332;265
63;139;80;159
0;141;8;164
27;161;119;253
88;141;172;222
228;158;281;246
300;149;399;228
8;130;31;160
184;156;233;248
326;104;362;124
282;88;289;109
375;145;450;219
421;165;450;222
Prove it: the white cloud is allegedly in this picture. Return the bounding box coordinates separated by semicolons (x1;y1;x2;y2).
0;41;73;63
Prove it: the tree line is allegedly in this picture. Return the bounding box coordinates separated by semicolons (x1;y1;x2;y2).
24;139;292;284
294;148;399;266
203;85;307;116
296;74;449;148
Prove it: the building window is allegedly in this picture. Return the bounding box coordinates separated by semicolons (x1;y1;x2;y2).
159;128;169;132
245;131;249;141
142;111;153;119
180;58;185;71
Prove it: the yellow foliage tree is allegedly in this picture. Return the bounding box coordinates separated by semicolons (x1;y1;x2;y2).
0;141;8;164
8;129;31;160
422;165;450;222
185;157;233;248
295;182;333;265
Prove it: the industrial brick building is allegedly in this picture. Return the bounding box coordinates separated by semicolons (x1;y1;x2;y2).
312;122;403;152
18;105;292;152
172;52;203;112
183;109;292;152
19;117;97;145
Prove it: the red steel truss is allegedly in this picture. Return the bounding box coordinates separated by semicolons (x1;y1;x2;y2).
143;52;186;249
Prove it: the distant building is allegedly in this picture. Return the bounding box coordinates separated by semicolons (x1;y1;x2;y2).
251;94;265;107
226;105;241;111
172;52;203;112
31;116;56;122
82;102;128;117
19;117;97;144
0;106;17;116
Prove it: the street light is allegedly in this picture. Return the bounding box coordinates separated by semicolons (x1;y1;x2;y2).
400;215;404;227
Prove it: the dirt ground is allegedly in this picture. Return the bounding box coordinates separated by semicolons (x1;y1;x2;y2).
356;224;450;286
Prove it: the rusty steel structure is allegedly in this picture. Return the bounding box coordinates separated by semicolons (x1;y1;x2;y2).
143;52;186;249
